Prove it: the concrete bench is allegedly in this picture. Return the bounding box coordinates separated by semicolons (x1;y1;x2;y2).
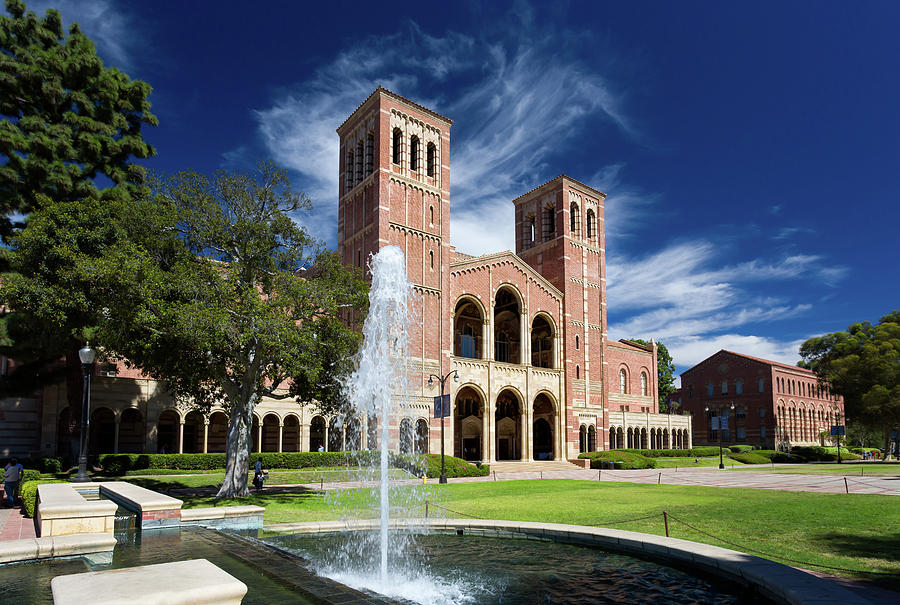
36;484;118;537
0;533;116;564
99;481;183;529
51;558;248;605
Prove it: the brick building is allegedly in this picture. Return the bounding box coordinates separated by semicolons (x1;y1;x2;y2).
0;87;691;461
678;350;844;450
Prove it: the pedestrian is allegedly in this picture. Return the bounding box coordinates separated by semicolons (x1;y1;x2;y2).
3;457;22;507
317;444;324;453
253;457;266;492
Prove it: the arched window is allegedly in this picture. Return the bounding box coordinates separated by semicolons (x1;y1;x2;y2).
575;335;579;350
356;139;364;183
529;215;535;243
619;369;627;394
409;135;419;171
429;205;434;225
366;132;375;174
576;365;580;379
543;204;556;241
392;128;402;164
429;250;434;270
640;372;648;396
346;149;354;192
426;143;436;177
586;209;596;240
569;202;581;236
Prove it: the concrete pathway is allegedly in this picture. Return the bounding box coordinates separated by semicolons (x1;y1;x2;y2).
0;504;37;542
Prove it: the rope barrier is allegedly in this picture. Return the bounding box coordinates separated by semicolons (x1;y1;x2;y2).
665;513;895;576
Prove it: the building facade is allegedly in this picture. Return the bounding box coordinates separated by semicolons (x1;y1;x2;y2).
0;88;691;461
678;350;845;450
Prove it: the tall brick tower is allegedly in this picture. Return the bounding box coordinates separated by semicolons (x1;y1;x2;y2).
512;176;608;457
336;87;453;432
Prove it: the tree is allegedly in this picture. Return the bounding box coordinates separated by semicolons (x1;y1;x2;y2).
799;311;900;457
0;0;156;460
629;339;677;410
99;162;368;498
0;0;156;243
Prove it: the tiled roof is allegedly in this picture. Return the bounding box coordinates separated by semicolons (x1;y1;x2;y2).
336;86;453;133
510;174;607;204
720;350;814;374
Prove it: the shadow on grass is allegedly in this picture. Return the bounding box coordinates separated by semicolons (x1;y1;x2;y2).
181;487;324;508
815;531;900;589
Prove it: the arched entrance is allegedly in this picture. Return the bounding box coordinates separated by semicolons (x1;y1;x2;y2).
399;418;413;454
532;393;555;460
579;425;587;454
309;416;325;451
415;419;429;454
367;414;378;450
346;417;362;451
157;410;179;454
531;315;555;368
454;386;484;461
495;389;522;460
454;298;484;359
208;411;228;453
282;415;300;452
89;408;115;455
118;408;144;453
183;411;204;453
262;414;279;452
588;425;596;452
327;417;343;452
494;287;521;364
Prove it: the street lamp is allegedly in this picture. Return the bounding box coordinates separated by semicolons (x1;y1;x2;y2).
705;401;735;470
72;344;96;483
834;405;843;464
427;369;459;484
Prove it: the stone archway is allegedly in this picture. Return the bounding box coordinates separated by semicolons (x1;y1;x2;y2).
399;418;413;454
282;415;300;452
454;386;484;461
494;287;521;364
495;389;522;460
208;411;228;453
89;407;115;455
454;298;484;359
415;419;429;454
262;414;280;452
157;410;179;454
183;410;204;453
309;416;325;452
532;393;555;460
346;417;362;451
118;408;144;453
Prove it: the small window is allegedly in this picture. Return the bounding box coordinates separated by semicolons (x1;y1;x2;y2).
569;202;581;236
737;427;746;440
760;426;766;439
356;140;364;183
430;205;434;225
410;135;419;171
543;205;556;241
758;378;765;393
426;143;436;177
357;250;361;267
429;250;434;270
346;150;354;192
737;407;746;418
640;372;648;396
392;128;402;164
575;335;579;350
760;408;766;418
619;369;627;394
707;383;714;397
586;209;596;240
688;385;693;398
576;365;580;379
721;380;728;395
529;215;535;243
366;132;375;174
736;379;743;395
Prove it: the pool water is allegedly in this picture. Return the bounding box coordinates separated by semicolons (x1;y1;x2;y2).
265;532;762;605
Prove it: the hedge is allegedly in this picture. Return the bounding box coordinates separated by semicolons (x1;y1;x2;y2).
611;447;730;458
1;457;62;474
729;452;771;465
577;450;656;469
97;451;490;479
20;479;65;518
791;446;860;462
725;445;754;453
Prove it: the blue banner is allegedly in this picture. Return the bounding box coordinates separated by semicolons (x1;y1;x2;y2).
433;394;450;418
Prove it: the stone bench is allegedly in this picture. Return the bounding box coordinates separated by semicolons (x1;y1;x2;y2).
99;481;183;529
36;484;118;537
0;533;116;564
51;558;248;605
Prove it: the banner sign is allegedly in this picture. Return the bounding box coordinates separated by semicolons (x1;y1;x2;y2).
433;394;450;418
720;416;728;430
831;425;845;436
711;417;720;430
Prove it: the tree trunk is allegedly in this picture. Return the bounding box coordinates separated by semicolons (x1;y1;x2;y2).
216;394;257;499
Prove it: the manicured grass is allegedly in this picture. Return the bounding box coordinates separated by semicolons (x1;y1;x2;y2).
105;468;412;491
729;462;900;476
652;456;745;468
182;478;900;587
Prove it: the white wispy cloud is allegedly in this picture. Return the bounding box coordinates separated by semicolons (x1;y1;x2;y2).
26;0;136;71
249;17;635;254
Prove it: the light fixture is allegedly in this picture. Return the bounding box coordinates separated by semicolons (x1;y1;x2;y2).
427;376;434;388
453;371;459;383
78;344;96;365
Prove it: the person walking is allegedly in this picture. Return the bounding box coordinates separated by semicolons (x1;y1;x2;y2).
253;457;266;492
3;457;22;507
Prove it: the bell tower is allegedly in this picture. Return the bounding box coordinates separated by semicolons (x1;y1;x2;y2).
336;87;454;413
512;176;608;457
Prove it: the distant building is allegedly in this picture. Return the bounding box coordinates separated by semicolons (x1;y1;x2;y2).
678;350;845;450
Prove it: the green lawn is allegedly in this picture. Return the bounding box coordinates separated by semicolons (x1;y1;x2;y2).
652;456;745;468
178;478;900;588
728;462;900;476
101;468;411;491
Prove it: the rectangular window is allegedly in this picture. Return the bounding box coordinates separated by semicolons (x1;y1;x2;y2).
737;407;746;419
758;378;765;393
721;380;728;395
760;426;767;439
736;380;743;395
461;335;476;359
760;408;766;418
737;427;746;440
707;383;714;397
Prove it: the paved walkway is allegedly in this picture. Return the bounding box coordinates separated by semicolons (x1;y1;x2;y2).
0;504;37;542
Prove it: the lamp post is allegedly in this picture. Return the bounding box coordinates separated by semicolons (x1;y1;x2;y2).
72;344;96;483
427;369;459;484
705;401;735;470
834;405;843;464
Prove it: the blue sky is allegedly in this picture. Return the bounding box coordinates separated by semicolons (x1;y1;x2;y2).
28;1;900;378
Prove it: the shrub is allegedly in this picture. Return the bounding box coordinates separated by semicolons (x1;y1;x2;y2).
20;479;65;518
791;446;859;461
578;451;656;469
392;453;489;478
726;445;754;453
610;447;729;458
729;452;771;465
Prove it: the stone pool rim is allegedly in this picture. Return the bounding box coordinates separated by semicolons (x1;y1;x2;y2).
262;518;871;605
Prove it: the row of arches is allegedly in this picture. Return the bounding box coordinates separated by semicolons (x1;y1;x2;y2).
454;290;557;368
606;426;690;450
392;128;437;178
454;386;557;462
777;401;839;443
56;407;431;456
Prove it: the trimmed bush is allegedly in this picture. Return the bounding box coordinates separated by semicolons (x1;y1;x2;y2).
610;447;729;458
792;446;859;462
578;450;656;469
729;452;771;465
392;453;490;478
20;479;65;518
726;445;754;453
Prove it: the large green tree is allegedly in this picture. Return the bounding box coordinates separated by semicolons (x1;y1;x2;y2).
99;163;368;498
629;339;677;410
0;0;156;459
799;311;900;456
